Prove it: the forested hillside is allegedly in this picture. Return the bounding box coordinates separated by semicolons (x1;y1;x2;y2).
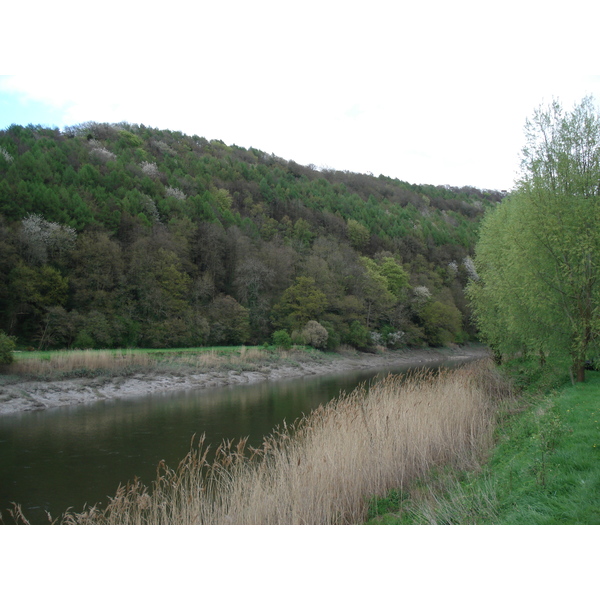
0;122;503;351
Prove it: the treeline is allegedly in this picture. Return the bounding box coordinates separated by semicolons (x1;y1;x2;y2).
0;122;503;351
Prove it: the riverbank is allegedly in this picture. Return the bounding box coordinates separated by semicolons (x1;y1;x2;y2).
0;345;489;415
58;358;500;524
367;360;600;524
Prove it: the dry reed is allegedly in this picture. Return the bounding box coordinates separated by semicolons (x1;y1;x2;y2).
6;346;273;377
60;359;508;525
7;349;155;376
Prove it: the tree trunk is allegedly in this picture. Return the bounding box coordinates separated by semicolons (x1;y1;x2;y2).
576;362;586;383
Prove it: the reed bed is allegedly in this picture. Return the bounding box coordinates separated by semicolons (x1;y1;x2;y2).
5;346;275;378
7;349;155;377
60;359;508;525
173;346;271;370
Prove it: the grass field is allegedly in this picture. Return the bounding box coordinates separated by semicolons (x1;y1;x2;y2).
367;366;600;524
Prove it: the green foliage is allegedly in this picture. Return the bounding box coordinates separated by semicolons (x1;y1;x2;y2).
0;120;495;350
347;320;370;349
420;300;462;346
207;295;250;346
0;329;16;364
272;330;292;350
378;256;409;297
272;276;328;332
469;97;600;381
347;218;370;249
118;129;143;148
368;368;600;525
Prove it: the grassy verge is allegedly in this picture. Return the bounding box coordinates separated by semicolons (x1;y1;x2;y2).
1;345;324;381
24;359;503;525
366;361;600;525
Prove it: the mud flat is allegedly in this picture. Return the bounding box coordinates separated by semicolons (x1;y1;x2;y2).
0;346;490;415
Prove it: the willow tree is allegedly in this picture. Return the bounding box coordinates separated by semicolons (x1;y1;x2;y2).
468;97;600;382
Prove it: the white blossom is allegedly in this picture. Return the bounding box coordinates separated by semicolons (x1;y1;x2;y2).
370;331;384;346
89;139;116;162
141;161;159;177
386;331;406;348
165;186;186;201
151;140;177;156
20;214;77;263
0;146;14;163
412;285;432;305
463;256;479;281
140;195;160;222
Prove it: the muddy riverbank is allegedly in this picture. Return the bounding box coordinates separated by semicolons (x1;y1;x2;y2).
0;346;490;415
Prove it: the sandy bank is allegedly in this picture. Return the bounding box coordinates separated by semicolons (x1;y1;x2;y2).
0;346;490;416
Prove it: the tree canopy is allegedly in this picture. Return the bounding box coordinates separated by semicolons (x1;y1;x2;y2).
0;121;501;351
468;97;600;381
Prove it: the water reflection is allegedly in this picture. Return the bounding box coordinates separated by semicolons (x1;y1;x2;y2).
0;358;466;523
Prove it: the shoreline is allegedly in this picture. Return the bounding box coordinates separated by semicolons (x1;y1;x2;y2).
0;346;490;416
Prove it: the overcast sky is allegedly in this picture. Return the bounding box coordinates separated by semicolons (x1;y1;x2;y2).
2;1;600;192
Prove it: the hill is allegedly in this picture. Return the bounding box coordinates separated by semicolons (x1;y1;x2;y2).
0;122;504;350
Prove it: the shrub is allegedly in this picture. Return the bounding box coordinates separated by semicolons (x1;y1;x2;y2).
272;330;292;350
0;330;17;365
300;321;329;349
347;320;370;349
420;300;462;346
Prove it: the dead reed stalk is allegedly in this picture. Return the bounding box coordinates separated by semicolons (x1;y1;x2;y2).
60;359;509;525
7;349;154;376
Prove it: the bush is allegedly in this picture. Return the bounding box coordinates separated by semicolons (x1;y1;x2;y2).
300;321;329;349
0;330;17;365
272;330;292;350
346;320;370;349
420;300;462;346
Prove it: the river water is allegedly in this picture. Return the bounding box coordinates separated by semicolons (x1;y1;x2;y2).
0;357;472;523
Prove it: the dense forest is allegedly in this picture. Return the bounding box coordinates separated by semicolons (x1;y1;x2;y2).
0;121;504;351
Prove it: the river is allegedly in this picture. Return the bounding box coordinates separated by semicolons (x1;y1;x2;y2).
0;356;474;524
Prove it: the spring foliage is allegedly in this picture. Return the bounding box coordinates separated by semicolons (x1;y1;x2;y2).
469;97;600;381
0;122;501;350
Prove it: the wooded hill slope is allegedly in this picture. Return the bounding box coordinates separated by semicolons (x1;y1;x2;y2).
0;122;503;350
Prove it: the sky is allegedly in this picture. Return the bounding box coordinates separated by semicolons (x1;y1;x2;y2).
2;1;600;192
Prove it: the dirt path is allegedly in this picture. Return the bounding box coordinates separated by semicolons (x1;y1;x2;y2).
0;346;490;415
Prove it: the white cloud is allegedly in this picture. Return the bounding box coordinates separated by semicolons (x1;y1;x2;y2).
2;1;600;190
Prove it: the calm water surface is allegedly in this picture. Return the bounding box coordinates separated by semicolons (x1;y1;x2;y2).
0;358;470;523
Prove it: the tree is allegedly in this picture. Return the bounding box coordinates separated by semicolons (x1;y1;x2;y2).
0;329;16;364
378;256;409;298
420;300;462;346
357;257;394;328
207;295;250;345
468;97;600;382
272;276;328;331
347;219;370;250
19;213;77;264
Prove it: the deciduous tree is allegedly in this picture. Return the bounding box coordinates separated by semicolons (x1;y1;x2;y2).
469;97;600;381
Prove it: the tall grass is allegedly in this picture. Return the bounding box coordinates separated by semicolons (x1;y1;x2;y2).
4;346;277;378
368;361;600;525
58;359;508;525
6;349;155;377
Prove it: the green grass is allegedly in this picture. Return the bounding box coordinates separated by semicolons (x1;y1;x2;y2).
3;344;326;381
367;367;600;525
